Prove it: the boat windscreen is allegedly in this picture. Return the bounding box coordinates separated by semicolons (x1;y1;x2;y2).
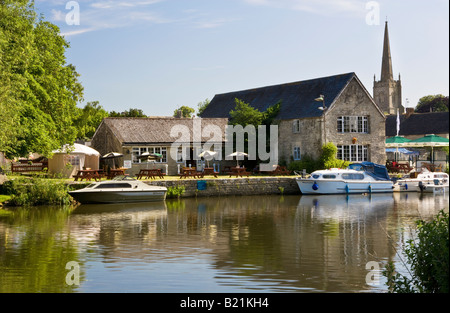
95;183;132;189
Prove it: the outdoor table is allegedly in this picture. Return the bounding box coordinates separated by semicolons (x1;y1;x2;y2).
202;167;218;177
179;168;203;179
137;169;165;179
73;169;101;181
107;168;126;180
229;167;250;178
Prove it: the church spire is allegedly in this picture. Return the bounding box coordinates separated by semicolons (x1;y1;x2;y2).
381;21;393;81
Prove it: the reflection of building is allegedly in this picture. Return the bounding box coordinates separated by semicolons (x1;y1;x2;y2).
373;22;404;115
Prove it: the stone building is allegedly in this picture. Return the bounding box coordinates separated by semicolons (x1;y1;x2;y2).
91;117;228;175
373;22;404;115
200;72;387;166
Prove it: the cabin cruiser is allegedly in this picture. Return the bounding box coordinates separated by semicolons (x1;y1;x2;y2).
69;176;167;204
393;171;449;193
296;162;394;195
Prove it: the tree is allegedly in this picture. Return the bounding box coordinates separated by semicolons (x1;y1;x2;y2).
73;101;109;139
229;99;264;127
109;108;147;117
197;98;210;116
415;94;448;113
384;210;449;293
0;0;83;158
173;106;195;118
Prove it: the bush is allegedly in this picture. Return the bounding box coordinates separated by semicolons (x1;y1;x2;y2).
383;210;449;293
166;185;185;199
1;177;73;206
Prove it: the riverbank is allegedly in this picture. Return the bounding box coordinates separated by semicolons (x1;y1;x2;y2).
147;176;299;198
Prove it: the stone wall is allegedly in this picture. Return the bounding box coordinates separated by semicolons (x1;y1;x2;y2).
147;177;300;198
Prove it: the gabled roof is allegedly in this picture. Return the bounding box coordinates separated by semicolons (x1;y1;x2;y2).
96;117;229;144
385;112;449;137
200;72;357;119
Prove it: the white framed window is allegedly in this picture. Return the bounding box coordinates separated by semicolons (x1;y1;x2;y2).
337;116;369;133
337;145;368;162
292;120;301;133
132;146;168;163
293;146;301;160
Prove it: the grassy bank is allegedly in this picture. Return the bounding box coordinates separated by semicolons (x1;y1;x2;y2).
1;177;76;206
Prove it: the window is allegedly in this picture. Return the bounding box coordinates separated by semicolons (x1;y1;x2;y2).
337;145;368;162
337;116;368;133
132;146;168;163
322;174;336;179
293;146;301;160
341;173;365;180
68;155;80;166
176;147;185;163
292;120;301;133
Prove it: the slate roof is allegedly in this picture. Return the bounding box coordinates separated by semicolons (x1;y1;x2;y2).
200;72;356;119
98;117;229;144
385;112;449;137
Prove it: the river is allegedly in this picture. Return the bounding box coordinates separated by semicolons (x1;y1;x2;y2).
0;192;448;293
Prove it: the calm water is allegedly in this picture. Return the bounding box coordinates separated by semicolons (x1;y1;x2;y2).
0;192;448;293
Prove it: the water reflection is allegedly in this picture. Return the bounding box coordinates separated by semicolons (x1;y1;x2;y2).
0;193;448;293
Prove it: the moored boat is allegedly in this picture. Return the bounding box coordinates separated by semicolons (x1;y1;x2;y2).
69;176;167;204
393;171;449;193
296;162;394;195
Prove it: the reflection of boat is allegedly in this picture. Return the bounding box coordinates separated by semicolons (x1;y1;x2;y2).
296;162;393;195
72;200;167;214
298;193;393;220
393;171;449;193
69;176;167;204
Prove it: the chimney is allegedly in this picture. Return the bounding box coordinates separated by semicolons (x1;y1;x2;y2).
406;107;414;118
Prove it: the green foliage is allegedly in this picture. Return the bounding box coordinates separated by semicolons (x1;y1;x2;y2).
415;94;448;113
0;0;83;158
173;105;195;118
166;185;185;199
288;143;349;173
229;98;264;127
2;177;73;206
109;108;147;117
197;98;210;116
73;101;109;139
287;154;320;174
383;210;449;293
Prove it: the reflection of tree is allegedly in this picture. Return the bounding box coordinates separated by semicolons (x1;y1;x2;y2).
0;207;82;293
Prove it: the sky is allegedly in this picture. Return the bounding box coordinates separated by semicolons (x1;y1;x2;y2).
34;0;449;116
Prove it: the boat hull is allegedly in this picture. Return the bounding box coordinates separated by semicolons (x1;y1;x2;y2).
69;189;167;204
296;178;394;195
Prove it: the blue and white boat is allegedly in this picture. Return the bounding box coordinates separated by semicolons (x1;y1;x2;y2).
296;162;394;195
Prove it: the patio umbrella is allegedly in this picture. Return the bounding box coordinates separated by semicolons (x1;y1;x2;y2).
227;151;248;167
138;152;163;168
385;136;412;147
101;152;123;169
407;134;449;163
198;150;218;167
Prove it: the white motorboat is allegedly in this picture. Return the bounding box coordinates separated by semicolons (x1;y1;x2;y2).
69;176;167;204
393;171;449;193
296;162;394;195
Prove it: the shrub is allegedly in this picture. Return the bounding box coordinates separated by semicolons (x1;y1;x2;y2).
166;185;185;199
2;177;73;206
383;210;449;293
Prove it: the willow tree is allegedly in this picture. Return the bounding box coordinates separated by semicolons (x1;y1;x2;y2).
0;0;83;158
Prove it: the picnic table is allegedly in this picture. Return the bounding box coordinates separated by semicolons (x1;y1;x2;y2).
387;161;412;174
229;167;251;178
73;169;102;181
202;167;219;177
136;169;166;180
269;165;291;175
107;168;126;180
179;168;204;179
